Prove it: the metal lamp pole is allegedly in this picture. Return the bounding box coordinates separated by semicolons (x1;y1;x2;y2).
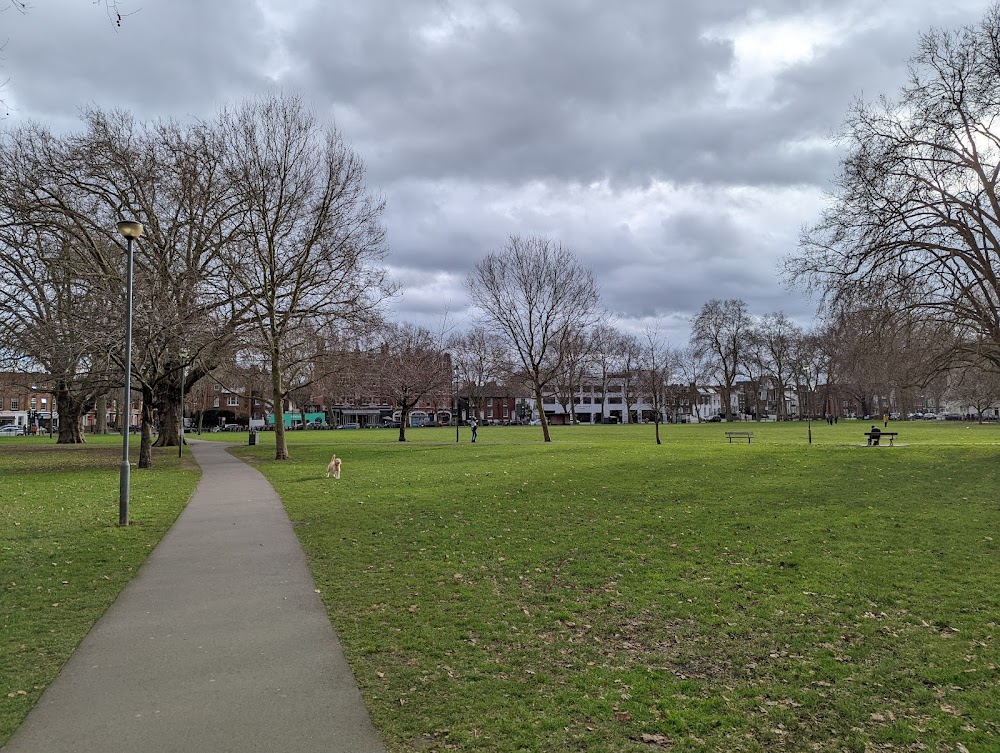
117;220;143;526
178;351;187;459
453;365;459;443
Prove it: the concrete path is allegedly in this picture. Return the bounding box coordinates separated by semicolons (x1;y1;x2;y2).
2;440;386;753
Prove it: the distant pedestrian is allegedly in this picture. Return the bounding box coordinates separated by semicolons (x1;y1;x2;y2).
883;413;889;428
470;418;478;443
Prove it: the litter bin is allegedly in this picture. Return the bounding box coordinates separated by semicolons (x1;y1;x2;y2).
248;430;258;446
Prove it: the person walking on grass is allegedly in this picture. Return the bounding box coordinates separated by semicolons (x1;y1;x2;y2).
470;418;478;443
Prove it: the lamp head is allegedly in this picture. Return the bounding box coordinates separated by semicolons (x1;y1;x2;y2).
116;221;144;239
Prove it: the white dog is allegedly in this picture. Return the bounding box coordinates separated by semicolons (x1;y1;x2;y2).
326;454;342;479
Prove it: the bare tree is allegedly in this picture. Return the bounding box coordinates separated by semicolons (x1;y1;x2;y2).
0;108;249;465
0;229;117;442
377;323;450;442
946;361;1000;421
449;325;512;423
755;312;803;420
551;326;593;424
218;93;391;460
618;333;642;424
467;235;601;442
790;327;827;419
675;345;711;421
589;323;627;423
790;6;1000;371
690;298;753;421
636;328;676;444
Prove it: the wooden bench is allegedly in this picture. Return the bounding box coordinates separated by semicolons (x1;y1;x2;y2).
864;431;898;446
725;431;754;443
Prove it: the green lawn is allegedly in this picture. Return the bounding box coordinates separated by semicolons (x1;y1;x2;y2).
0;437;199;746
232;420;1000;752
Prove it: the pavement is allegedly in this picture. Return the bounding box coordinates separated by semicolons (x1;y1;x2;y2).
2;440;386;753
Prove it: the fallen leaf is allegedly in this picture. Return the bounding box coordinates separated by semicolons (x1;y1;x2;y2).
640;732;671;746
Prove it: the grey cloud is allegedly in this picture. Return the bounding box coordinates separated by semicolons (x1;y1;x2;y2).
5;0;273;126
1;0;989;342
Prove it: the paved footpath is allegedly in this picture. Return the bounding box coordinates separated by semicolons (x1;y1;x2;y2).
3;440;386;753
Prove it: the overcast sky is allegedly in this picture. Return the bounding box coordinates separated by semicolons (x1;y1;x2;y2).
2;0;992;343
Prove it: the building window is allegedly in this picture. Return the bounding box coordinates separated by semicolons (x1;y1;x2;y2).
213;397;220;408
214;384;221;391
10;399;18;411
542;397;556;405
30;398;37;410
487;406;494;417
40;398;47;408
502;405;509;417
609;397;622;404
227;396;239;407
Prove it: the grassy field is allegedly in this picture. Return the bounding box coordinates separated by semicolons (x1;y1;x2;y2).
0;437;199;746
228;420;1000;752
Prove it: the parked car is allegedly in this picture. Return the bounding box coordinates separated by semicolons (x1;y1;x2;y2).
528;419;542;426
305;421;327;430
0;424;26;436
336;422;360;430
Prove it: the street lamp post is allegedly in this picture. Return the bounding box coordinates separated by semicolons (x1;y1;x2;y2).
178;350;187;459
117;220;143;527
453;365;459;444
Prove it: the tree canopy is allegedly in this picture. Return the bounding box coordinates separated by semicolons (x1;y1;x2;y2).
791;4;1000;371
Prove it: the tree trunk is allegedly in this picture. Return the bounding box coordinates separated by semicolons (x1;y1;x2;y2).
138;394;155;469
271;357;289;460
654;418;661;445
54;385;87;444
398;406;409;442
96;394;108;434
534;383;551;442
154;398;180;447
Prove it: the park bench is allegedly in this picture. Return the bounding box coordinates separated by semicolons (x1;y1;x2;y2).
864;431;898;446
725;431;754;443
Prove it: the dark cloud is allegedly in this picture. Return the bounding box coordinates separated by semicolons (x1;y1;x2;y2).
1;0;990;341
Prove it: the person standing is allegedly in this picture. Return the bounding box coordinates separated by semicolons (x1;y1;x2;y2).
470;418;478;443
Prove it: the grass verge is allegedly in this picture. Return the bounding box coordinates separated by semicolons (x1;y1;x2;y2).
0;437;199;746
235;421;1000;752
